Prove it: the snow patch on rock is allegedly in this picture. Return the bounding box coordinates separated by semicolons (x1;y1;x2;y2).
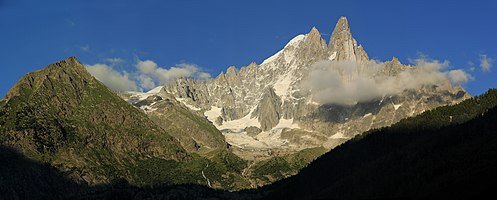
204;106;222;123
127;86;164;100
177;98;201;111
218;113;261;133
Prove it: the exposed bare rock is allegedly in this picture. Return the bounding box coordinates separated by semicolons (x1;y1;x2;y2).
305;27;327;48
328;16;369;62
245;126;262;137
253;87;282;131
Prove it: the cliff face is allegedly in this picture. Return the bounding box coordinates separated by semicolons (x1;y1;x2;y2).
254;87;282;131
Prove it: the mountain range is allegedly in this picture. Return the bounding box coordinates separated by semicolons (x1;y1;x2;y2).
120;17;468;186
1;16;493;199
131;17;468;157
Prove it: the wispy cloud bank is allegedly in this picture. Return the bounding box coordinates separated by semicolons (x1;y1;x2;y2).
448;69;473;85
480;54;493;72
305;58;471;105
86;63;138;91
85;58;212;92
135;59;211;90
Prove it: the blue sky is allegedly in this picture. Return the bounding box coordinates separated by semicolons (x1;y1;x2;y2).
1;0;496;97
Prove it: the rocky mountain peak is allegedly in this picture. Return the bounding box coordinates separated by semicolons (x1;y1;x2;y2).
329;16;352;48
4;56;91;101
216;71;224;77
305;26;327;47
226;66;237;76
328;16;369;62
160;16;468;159
333;16;350;34
391;57;401;65
47;56;87;72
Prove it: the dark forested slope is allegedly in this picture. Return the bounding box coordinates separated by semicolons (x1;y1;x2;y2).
263;89;497;199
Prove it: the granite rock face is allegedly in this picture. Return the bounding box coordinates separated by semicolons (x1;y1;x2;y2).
253;87;282;131
328;16;369;62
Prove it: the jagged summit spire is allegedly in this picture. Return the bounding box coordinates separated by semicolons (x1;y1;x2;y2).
305;26;326;47
328;16;369;62
329;16;352;50
309;26;320;34
336;16;349;31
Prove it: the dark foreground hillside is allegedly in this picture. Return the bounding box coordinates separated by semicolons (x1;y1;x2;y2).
262;89;497;199
0;145;232;200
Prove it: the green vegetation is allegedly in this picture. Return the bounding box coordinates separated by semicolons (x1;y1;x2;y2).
175;107;220;135
203;150;250;189
131;157;204;186
0;58;188;186
252;147;327;182
389;88;497;130
0;57;253;191
148;100;226;154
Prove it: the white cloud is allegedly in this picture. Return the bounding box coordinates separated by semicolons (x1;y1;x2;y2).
305;58;470;105
198;72;212;80
136;59;210;85
85;58;212;92
480;54;493;72
138;74;156;90
448;69;472;85
85;63;138;91
136;60;158;74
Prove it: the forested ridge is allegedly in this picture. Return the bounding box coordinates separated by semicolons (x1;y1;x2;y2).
263;89;497;199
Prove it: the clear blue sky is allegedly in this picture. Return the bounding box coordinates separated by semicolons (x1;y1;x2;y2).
1;0;496;96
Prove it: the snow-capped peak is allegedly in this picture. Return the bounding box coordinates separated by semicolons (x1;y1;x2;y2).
146;86;164;94
284;34;306;48
261;34;307;66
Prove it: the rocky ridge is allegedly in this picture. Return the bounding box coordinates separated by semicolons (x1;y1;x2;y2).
135;17;469;160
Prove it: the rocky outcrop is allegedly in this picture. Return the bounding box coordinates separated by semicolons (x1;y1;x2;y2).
306;27;327;48
253;87;282;131
382;57;410;76
245;126;262;137
328;16;369;62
